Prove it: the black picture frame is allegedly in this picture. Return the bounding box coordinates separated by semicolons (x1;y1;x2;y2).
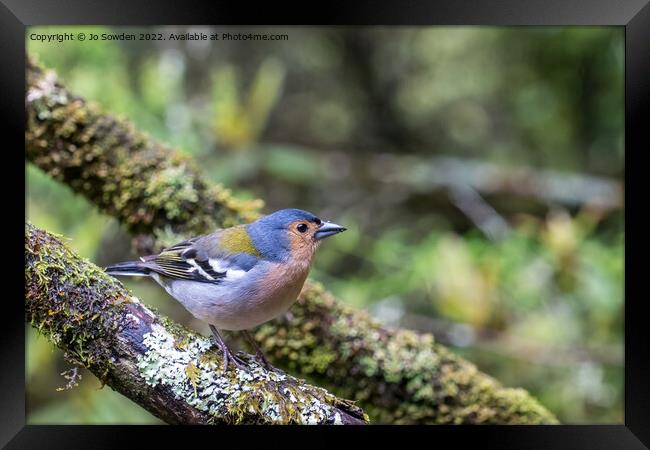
4;1;649;447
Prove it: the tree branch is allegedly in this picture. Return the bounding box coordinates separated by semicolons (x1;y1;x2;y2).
25;56;558;424
25;223;367;425
370;154;623;212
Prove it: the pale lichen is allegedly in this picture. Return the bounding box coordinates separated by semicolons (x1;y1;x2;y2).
135;324;360;424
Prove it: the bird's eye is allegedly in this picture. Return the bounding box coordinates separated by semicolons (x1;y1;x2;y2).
297;223;308;233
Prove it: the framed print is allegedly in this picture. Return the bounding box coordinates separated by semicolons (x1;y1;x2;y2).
3;0;649;447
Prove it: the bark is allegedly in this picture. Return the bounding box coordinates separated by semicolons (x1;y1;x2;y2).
25;223;367;425
25;56;559;424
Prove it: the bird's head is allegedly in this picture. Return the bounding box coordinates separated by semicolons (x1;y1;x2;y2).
246;208;346;262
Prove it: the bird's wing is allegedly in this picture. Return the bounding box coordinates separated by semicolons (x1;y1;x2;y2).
142;229;260;284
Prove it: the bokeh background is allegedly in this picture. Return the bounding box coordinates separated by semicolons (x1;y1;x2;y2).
26;26;624;424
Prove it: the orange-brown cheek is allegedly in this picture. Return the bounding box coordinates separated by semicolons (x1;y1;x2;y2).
289;232;318;260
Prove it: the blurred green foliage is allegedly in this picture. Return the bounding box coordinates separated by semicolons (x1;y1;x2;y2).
26;26;623;424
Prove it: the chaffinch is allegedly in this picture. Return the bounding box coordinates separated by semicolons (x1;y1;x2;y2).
106;208;346;372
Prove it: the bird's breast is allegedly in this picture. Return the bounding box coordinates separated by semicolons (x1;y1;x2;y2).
214;259;310;330
163;258;312;331
252;259;311;316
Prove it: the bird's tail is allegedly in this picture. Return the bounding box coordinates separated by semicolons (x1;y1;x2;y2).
105;260;151;277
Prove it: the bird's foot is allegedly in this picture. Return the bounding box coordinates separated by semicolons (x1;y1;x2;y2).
250;352;285;374
239;330;283;373
220;346;248;373
209;324;248;373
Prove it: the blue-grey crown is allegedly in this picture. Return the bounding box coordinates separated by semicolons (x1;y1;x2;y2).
246;209;320;261
258;208;319;228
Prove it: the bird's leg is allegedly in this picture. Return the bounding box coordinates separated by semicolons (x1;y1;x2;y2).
209;324;247;372
241;330;276;371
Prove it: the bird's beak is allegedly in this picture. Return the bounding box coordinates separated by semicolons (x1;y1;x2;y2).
315;221;347;240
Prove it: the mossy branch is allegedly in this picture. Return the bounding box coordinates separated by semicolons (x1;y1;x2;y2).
25;223;368;425
25;57;558;424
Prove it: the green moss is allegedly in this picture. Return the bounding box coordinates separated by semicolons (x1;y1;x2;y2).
144;165;199;221
257;281;558;424
25;223;132;380
26;59;262;252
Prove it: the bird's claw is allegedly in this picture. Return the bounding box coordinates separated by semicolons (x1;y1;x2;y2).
211;331;247;373
251;353;284;374
209;326;281;373
220;347;248;373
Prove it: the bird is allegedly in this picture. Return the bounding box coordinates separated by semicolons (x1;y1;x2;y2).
105;208;346;372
